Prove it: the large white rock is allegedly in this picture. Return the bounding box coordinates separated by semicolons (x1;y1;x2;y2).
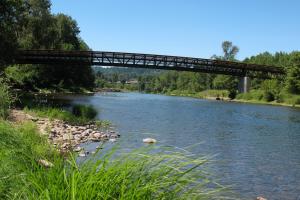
143;138;157;143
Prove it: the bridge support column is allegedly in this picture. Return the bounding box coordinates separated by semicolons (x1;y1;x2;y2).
238;76;250;93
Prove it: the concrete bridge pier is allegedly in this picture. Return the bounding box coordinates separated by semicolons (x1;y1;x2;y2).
238;76;251;93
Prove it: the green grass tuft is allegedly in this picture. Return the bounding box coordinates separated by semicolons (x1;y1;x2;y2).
24;105;106;126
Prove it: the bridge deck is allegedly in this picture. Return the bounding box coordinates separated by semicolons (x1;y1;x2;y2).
15;50;285;78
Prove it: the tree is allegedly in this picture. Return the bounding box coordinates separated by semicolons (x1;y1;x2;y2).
286;52;300;94
211;41;239;92
222;41;239;61
3;0;95;90
0;0;25;68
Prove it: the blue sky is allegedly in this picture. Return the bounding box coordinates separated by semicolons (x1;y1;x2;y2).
51;0;300;60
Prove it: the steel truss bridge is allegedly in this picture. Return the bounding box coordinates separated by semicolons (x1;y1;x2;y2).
15;50;285;79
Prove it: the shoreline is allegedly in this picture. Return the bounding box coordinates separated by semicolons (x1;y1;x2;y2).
9;109;120;155
162;92;300;108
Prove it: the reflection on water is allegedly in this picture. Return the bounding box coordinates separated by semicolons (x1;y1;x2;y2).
37;92;300;200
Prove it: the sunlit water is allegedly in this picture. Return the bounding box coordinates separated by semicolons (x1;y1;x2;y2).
62;92;300;199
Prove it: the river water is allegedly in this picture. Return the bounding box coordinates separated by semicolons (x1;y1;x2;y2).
62;92;300;199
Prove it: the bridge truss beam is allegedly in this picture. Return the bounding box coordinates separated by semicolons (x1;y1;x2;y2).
15;50;285;79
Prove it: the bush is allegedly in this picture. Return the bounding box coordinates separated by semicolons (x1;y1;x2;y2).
263;91;275;102
228;89;237;99
72;104;98;120
0;78;13;119
25;106;99;125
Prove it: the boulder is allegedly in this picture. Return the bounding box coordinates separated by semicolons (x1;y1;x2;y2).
143;138;157;143
256;197;267;200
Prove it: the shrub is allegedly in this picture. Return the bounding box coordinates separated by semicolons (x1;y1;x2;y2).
72;104;98;120
0;78;13;119
295;98;300;105
228;89;237;99
263;91;275;102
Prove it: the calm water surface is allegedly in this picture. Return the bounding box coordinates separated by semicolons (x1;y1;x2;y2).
65;92;300;200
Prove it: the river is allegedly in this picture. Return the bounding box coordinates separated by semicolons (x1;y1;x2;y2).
61;92;300;199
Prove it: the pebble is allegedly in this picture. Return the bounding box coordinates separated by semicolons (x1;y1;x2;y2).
109;138;116;142
93;132;102;138
31;116;120;153
38;159;54;168
79;153;86;157
74;146;82;152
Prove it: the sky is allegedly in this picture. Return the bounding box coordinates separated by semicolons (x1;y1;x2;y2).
51;0;300;60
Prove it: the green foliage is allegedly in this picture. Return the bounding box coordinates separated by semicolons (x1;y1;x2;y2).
236;90;264;101
286;52;300;94
2;0;94;91
72;104;97;120
24;105;98;125
0;79;13;119
236;90;300;105
0;121;225;199
263;91;275;102
0;0;25;67
228;89;237;99
212;41;239;61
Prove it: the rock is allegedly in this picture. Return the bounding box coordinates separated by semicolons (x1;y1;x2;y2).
82;130;90;136
74;135;81;141
38;159;54;168
256;197;267;200
63;134;73;140
96;145;103;149
61;142;70;148
93;132;102;138
143;138;157;143
79;152;86;157
91;137;101;142
110;134;120;138
101;134;109;138
73;131;81;135
31;118;39;122
74;146;82;152
109;138;116;142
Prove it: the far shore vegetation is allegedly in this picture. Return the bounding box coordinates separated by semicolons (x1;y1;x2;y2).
93;42;300;107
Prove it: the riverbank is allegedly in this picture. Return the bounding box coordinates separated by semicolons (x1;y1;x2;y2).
1;107;220;199
9;109;120;154
147;89;300;108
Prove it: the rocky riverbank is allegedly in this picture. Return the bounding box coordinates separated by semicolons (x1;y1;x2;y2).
9;109;120;154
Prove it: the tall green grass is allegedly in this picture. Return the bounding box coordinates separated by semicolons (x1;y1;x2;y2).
236;89;300;105
0;121;225;199
0;78;13;119
24;105;106;126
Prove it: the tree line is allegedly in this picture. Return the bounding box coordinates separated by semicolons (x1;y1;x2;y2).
0;0;94;91
137;42;299;102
